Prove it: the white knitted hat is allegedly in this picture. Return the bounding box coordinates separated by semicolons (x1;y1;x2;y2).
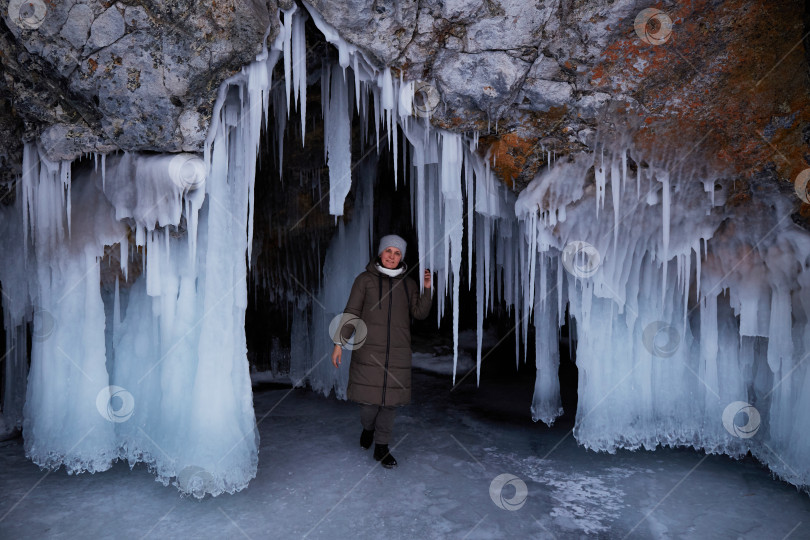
378;234;407;259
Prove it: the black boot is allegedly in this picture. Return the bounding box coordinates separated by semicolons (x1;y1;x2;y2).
373;444;398;468
360;429;374;449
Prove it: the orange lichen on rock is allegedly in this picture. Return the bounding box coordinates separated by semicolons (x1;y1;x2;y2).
590;0;809;182
479;132;539;190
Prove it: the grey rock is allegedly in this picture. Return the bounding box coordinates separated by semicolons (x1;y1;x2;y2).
177;110;206;152
439;0;482;21
434;50;531;117
463;2;552;54
520;79;573;112
575;93;612;117
0;0;276;161
59;4;93;50
39;123;118;161
123;6;151;30
305;0;418;65
85;5;126;53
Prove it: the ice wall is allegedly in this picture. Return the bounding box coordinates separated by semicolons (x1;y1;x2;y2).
0;9;299;497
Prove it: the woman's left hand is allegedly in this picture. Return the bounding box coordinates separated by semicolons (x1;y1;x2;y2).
424;268;432;289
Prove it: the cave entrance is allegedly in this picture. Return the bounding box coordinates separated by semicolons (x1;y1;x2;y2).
241;23;577;426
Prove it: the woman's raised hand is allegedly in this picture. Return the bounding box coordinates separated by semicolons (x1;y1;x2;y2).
331;344;342;368
424;268;432;289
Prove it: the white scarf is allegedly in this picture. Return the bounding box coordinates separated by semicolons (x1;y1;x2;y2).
376;263;405;277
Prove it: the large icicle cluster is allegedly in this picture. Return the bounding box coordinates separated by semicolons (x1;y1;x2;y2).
515;148;810;490
0;7;311;497
287;3;522;400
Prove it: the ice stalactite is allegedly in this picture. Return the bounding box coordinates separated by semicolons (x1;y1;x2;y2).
19;144;126;472
531;253;563;425
0;9;298;496
324;63;352;216
292;3;529;400
515;149;810;490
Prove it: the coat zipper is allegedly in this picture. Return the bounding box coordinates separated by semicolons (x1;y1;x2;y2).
381;276;393;406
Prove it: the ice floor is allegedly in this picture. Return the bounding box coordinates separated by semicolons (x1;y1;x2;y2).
2;358;810;539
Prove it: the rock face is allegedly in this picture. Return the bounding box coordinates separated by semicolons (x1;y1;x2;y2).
0;0;275;181
1;0;808;197
309;0;810;192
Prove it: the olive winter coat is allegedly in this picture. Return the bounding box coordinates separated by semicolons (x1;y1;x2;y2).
338;260;432;406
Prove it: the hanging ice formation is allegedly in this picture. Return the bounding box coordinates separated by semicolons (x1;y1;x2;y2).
287;2;515;400
0;6;310;497
285;5;810;492
514;148;810;491
1;0;809;499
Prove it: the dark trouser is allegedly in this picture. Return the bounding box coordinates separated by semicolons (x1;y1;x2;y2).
360;404;397;445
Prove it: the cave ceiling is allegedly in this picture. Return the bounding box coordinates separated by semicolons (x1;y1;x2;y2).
0;0;807;215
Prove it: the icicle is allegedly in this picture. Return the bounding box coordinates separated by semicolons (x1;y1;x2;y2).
281;5;296;117
120;237;128;282
113;275;121;341
595;151;606;218
661;170;670;303
60;160;72;237
292;9;308;145
353;55;361;113
325;64;352;215
610;157;620;259
440;133;464;384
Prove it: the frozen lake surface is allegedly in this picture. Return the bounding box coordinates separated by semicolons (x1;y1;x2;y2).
1;365;809;539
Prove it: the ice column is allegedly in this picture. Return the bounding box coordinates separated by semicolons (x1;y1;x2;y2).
516;148;810;491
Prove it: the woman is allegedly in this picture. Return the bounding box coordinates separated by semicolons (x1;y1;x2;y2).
331;234;432;468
